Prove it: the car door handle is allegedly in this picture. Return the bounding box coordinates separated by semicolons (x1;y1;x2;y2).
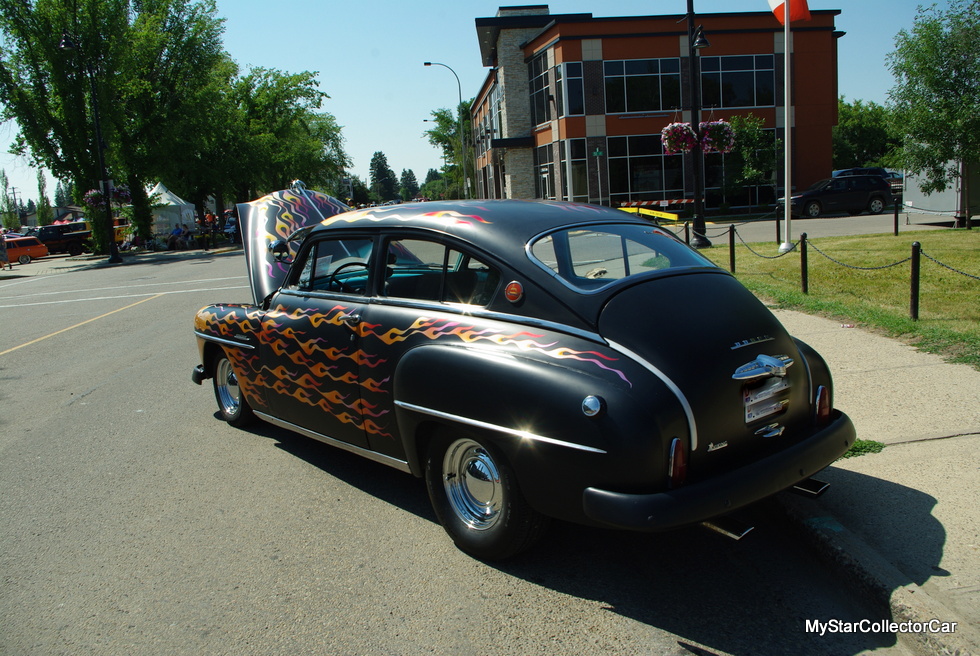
340;312;361;326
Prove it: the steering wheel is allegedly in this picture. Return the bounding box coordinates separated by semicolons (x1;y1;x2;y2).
328;261;370;292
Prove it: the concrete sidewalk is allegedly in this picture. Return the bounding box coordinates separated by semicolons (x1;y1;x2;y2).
773;309;980;656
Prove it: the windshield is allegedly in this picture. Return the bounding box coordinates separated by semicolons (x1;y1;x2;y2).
528;223;716;292
807;179;831;192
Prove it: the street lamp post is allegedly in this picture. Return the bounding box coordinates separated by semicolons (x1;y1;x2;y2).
59;33;121;264
424;61;469;199
686;1;711;249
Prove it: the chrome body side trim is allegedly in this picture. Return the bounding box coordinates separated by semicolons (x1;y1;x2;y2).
605;339;699;451
194;330;256;350
254;411;412;474
394;400;607;454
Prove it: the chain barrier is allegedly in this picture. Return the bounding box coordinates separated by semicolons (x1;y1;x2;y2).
733;226;798;259
806;240;912;270
921;249;980;282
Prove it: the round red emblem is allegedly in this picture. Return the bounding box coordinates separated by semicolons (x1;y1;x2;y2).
504;281;524;303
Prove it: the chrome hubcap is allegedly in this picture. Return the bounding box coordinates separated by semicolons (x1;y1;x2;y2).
443;438;502;530
215;358;241;416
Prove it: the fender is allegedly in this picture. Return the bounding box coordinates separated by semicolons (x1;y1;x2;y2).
392;342;688;523
793;337;834;407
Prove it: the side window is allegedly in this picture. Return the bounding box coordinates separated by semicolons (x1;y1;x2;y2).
293;237;373;294
383;238;500;306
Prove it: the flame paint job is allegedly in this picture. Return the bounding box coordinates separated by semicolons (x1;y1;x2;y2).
196;302;633;441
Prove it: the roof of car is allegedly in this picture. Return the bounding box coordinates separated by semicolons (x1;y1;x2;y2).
310;199;647;252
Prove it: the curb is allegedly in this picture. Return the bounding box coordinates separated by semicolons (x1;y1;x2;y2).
777;492;979;656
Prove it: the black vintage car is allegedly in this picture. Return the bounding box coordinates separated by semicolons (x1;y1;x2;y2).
192;184;855;559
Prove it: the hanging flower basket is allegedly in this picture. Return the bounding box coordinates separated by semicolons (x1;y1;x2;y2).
660;122;698;155
83;186;132;210
699;120;735;154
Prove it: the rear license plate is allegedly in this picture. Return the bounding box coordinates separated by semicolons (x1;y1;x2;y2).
743;377;790;423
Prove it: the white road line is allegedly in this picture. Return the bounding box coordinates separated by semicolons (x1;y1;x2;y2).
0;294;165;356
0;284;249;309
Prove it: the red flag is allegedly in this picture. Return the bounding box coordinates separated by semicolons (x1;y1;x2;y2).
768;0;811;24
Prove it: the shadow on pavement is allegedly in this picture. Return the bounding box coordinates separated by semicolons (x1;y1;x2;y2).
245;423;938;655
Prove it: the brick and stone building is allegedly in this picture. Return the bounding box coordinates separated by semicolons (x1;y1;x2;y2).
471;5;841;209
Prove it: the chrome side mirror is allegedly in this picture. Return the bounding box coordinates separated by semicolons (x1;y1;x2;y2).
268;239;291;263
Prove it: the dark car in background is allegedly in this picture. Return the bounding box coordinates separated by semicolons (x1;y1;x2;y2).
782;175;894;218
26;222;91;256
191;185;855;559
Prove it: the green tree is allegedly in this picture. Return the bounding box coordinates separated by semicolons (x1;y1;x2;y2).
833;97;899;169
36;171;54;225
399;169;419;201
705;114;779;210
369;151;397;202
54;181;70;208
418;168;445;200
0;0;230;249
887;0;980;226
216;67;348;203
424;100;472;199
0;170;15;230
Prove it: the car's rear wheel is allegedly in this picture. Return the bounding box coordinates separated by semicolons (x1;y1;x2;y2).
804;200;821;218
425;427;548;560
212;350;255;427
868;197;885;214
18;254;30;264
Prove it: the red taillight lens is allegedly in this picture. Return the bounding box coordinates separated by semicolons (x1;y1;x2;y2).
815;385;832;426
668;437;688;489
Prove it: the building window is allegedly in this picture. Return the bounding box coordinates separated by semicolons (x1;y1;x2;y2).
560;138;589;202
700;55;775;109
529;53;551;126
555;62;584;117
603;59;682;114
535;144;555;200
606;134;685;205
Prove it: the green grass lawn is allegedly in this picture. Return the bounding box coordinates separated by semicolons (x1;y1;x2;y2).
698;228;980;370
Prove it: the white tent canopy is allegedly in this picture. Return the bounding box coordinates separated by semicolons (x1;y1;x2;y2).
148;182;196;235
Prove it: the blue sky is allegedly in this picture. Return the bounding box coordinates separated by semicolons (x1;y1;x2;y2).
1;0;938;205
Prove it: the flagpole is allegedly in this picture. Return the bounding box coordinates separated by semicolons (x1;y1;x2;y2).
778;1;794;253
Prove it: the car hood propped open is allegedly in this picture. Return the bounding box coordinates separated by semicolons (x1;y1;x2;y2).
237;181;349;305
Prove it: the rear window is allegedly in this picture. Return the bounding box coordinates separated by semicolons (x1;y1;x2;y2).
528;223;716;291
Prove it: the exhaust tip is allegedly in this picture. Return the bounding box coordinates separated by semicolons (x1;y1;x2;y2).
792;477;830;498
702;516;755;540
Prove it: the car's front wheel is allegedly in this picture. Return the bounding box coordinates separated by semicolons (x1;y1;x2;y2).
425;427;548;560
212;350;255;427
868;197;885;214
804;200;821;218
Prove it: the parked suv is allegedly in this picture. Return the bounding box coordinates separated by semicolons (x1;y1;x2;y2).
832;167;888;178
782;175;893;218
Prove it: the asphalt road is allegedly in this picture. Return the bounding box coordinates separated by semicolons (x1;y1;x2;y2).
0;250;914;655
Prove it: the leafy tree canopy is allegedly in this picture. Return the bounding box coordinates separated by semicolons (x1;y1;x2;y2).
369;151;397;202
399;168;419;201
887;0;980;196
833;97;899;170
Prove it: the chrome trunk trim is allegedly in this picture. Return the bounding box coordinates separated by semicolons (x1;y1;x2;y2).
605;339;699;451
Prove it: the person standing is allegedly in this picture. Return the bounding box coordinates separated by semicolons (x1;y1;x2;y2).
0;231;10;270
